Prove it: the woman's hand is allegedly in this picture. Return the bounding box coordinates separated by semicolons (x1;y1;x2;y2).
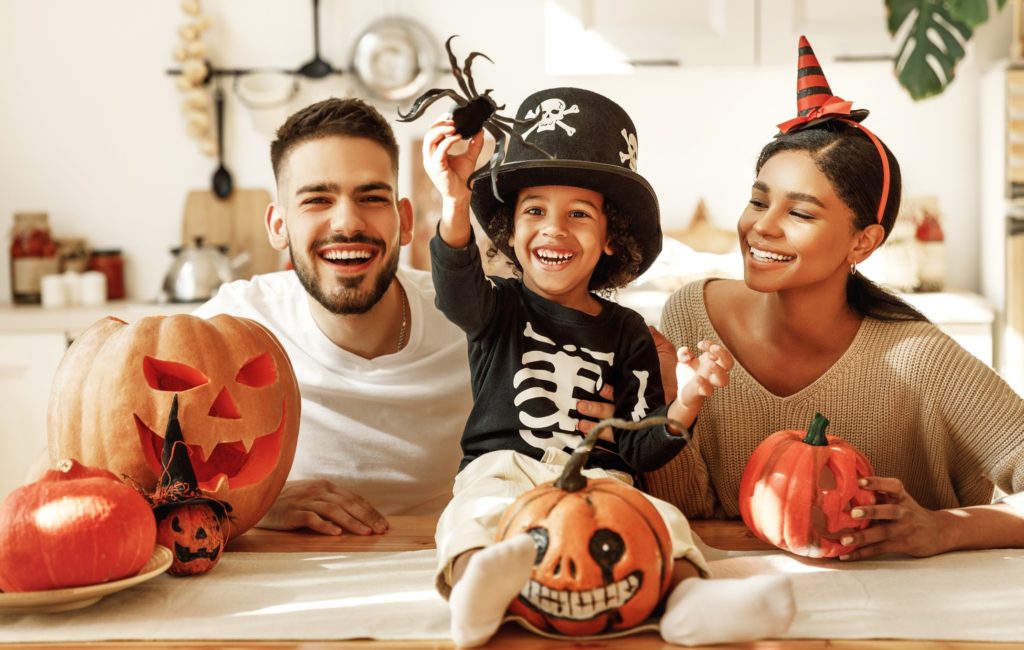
837;476;953;560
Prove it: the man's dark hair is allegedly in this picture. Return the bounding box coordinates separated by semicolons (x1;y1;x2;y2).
270;97;399;181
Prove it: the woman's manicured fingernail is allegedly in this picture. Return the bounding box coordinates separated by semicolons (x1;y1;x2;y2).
858;478;868;487
840;536;854;545
851;508;864;518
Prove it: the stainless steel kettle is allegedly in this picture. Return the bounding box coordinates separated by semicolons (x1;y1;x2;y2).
161;237;242;303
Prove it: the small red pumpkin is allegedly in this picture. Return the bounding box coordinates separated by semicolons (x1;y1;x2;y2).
495;418;674;637
47;314;300;539
739;412;877;558
0;459;157;592
157;503;226;576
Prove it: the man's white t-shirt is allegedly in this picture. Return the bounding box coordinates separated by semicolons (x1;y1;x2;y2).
192;268;472;515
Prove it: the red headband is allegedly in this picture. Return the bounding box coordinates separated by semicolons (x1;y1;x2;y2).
776;36;890;224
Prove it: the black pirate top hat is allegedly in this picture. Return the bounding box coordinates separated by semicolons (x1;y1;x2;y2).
469;87;662;281
148;394;231;524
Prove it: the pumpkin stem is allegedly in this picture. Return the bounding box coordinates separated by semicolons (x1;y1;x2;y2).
802;412;831;446
553;415;688;492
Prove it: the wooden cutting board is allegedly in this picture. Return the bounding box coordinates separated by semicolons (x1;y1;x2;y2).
181;188;283;279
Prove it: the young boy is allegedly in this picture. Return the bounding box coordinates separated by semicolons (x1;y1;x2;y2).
421;87;795;647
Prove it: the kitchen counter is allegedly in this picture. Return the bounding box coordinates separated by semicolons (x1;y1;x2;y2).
619;287;996;367
0;299;196;336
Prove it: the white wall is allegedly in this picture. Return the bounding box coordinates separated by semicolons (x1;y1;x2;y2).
0;0;1012;301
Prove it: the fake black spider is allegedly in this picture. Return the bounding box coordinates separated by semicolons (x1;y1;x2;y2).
398;35;552;201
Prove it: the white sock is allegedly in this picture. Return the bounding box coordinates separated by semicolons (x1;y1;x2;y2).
659;574;796;646
448;534;536;647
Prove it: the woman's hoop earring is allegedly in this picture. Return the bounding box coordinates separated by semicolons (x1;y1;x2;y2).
850;262;858;275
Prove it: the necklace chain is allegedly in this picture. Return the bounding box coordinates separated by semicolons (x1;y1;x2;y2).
397;283;409;352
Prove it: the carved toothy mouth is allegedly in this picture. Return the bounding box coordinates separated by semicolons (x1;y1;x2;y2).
516;570;642;621
135;402;287;492
175;543;221;563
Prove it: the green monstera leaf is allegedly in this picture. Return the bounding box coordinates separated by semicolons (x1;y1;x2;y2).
886;0;1006;100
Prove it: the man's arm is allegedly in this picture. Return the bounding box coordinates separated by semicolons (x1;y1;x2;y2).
258;479;389;536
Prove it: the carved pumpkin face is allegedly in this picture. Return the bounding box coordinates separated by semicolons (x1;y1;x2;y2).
48;314;300;540
157;502;226;576
739;412;877;558
495;477;673;636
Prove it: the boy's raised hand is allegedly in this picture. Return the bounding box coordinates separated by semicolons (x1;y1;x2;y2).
422;115;485;206
667;339;734;434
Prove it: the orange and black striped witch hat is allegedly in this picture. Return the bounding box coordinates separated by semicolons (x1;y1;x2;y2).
778;35;868;132
775;35;889;224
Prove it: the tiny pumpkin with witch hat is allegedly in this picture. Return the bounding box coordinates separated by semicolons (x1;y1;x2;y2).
495;417;679;637
147;394;232;576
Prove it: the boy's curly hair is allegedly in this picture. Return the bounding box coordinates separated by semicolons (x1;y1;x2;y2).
484;199;644;295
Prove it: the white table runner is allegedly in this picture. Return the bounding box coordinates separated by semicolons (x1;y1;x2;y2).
2;546;1023;642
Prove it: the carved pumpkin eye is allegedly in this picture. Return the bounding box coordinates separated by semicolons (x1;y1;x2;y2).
143;357;209;391
171;516;183;533
589;528;625;572
527;527;548;565
235;353;277;388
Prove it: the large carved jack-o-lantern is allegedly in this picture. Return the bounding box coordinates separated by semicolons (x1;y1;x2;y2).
739;412;877;558
496;418;675;637
47;314;300;539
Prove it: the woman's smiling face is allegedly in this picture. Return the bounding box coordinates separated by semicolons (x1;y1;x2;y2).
738;150;861;293
511;185;613;311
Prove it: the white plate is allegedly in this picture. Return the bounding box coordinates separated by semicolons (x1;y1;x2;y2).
0;545;172;615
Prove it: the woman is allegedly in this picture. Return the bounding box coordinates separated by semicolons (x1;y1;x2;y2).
645;37;1024;560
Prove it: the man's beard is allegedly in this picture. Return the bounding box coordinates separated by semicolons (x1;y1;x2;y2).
290;234;400;315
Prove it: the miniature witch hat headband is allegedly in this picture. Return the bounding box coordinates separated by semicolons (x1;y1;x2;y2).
776;35;891;224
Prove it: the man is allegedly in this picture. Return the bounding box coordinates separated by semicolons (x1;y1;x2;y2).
195;97;618;536
194;98;474;535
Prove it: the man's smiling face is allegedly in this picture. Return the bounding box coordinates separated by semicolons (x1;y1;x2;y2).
270;135;411;314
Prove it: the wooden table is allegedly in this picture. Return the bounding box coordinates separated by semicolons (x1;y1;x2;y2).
5;517;1013;650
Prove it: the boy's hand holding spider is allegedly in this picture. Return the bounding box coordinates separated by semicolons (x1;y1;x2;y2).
422;116;486;249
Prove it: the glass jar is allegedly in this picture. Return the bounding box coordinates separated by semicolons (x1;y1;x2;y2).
10;212;59;304
86;249;125;300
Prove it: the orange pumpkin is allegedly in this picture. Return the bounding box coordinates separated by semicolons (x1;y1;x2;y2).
739;412;876;558
495;418;674;637
0;459;157;592
47;314;300;539
157;503;226;576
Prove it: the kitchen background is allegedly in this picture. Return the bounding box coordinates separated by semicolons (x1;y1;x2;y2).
0;0;1020;497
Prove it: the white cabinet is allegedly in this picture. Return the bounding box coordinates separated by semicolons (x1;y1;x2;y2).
544;0;893;73
758;0;894;65
544;0;757;73
0;302;195;500
0;332;67;501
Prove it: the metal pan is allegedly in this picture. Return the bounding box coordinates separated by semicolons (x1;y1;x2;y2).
350;16;438;102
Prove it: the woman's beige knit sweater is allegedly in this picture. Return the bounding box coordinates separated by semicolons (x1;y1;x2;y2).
644;279;1024;519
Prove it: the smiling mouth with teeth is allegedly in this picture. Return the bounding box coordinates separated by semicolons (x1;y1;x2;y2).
135;406;286;492
749;246;796;263
516;570;642;621
321;248;377;266
535;249;576;266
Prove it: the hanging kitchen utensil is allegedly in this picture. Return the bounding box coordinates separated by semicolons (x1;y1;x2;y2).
350;17;437;102
211;88;233;199
297;0;334;79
